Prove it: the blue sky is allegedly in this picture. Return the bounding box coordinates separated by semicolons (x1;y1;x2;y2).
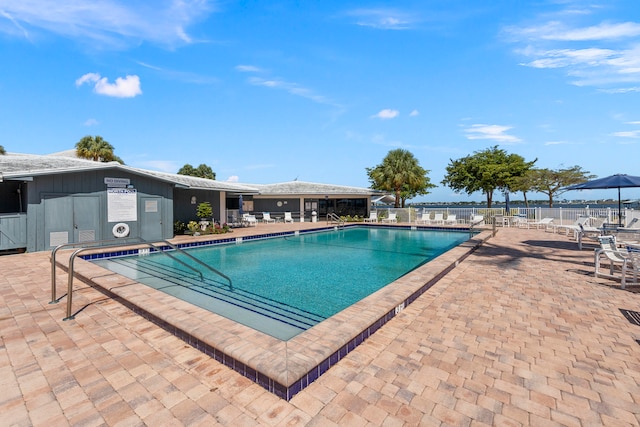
1;0;639;203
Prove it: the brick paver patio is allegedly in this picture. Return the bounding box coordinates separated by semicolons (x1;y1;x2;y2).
1;225;639;426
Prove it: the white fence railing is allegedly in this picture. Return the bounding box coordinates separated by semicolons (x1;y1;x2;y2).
372;207;640;227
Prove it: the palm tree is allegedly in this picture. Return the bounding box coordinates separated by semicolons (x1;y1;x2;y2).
75;135;121;163
366;149;431;208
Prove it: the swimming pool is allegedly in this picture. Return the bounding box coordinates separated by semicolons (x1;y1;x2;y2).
92;227;469;340
78;224;490;399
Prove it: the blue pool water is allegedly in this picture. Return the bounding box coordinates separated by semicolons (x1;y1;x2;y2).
92;227;470;339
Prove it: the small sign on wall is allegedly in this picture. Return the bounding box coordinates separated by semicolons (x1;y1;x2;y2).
104;177;131;187
145;199;158;213
107;188;138;222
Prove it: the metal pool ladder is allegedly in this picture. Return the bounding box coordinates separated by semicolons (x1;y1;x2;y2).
50;238;232;321
327;212;345;228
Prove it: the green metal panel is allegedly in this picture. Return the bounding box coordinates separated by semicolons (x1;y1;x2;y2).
0;213;27;250
140;196;163;241
73;196;101;243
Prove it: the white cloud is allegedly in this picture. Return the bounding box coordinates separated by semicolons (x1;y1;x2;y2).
83;118;99;126
409;109;419;117
464;124;522;144
76;73;142;98
506;13;640;89
346;8;413;30
226;175;239;182
247;76;334;105
371;109;399;119
544;140;570;145
0;0;214;48
613;130;640;138
235;65;264;73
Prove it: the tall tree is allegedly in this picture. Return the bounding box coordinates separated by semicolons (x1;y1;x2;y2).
177;163;216;180
441;146;536;207
510;170;536;208
366;149;435;208
0;145;5;155
529;166;595;207
75;135;123;163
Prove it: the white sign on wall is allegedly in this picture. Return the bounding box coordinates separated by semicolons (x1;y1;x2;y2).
107;188;138;222
104;177;131;187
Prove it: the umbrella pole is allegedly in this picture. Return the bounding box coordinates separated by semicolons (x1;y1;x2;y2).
618;187;622;226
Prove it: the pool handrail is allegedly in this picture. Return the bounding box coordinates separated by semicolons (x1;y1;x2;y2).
53;239;233;320
51;237;144;304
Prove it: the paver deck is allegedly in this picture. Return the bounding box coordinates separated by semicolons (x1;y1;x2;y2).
1;224;639;426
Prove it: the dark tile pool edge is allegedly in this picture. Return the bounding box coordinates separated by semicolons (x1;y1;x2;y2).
71;226;492;401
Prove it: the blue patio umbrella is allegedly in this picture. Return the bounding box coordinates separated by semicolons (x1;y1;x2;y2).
566;174;640;225
504;191;510;215
238;194;243;217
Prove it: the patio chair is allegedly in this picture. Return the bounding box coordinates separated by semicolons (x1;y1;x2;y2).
364;211;378;223
555;215;590;236
623;247;640;287
242;213;258;227
431;213;444;224
494;215;509;227
527;217;555;231
512;216;530;228
470;215;484;226
578;223;603;250
443;214;457;225
416;212;431;225
284;211;294;223
382;212;397;223
261;212;276;224
594;235;635;288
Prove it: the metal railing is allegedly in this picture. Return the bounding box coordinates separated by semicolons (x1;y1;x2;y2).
50;237;144;304
51;238;232;320
373;206;639;227
327;212;345;227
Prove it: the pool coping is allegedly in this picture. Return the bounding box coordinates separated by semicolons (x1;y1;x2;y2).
60;224;493;400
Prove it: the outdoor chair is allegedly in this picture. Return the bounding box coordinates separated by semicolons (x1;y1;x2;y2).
382;212;397;223
470;215;484;226
242;213;258;227
623;247;640;287
494;215;509;227
364;211;378;223
555;215;590;237
527;217;555;231
578;223;604;250
443;214;457;225
512;216;530;228
416;212;430;225
261;212;276;224
284;212;294;223
594;235;635;288
431;213;444;224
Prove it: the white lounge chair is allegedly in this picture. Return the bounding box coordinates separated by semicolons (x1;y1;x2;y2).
284;212;294;223
431;213;444;224
527;217;555;231
242;213;258;227
261;212;276;224
578;223;603;250
416;212;431;225
470;215;484;226
555;216;590;236
594;235;636;288
382;212;397;223
364;211;378;223
444;214;457;225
